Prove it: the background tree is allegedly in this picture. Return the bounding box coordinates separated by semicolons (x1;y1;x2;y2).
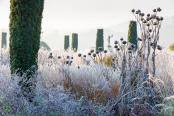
169;43;174;51
9;0;45;101
96;29;104;51
64;35;69;51
71;33;78;52
1;32;7;48
127;21;138;49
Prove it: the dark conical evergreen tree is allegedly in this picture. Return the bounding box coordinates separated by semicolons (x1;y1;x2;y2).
1;32;7;48
71;33;78;52
9;0;44;100
64;35;70;51
96;29;104;51
127;21;138;49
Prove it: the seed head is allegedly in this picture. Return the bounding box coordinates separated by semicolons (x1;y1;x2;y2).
128;51;132;54
153;22;157;25
160;17;164;21
90;49;94;53
58;56;61;59
149;29;152;32
114;45;118;48
98;47;103;51
153;9;157;12
96;50;99;54
114;40;118;44
131;9;135;13
71;57;73;59
66;61;69;64
117;48;120;51
83;55;86;57
128;47;132;50
122;41;127;44
120;37;124;41
48;53;53;59
93;53;96;57
78;53;82;57
157;45;162;50
88;52;91;55
131;44;135;48
143;20;147;23
66;55;70;59
147;13;150;17
157;7;162;12
147;23;150;26
104;50;107;53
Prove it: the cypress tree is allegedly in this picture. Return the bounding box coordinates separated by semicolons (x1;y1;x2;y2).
1;32;7;48
96;29;104;51
9;0;44;100
71;33;78;52
64;35;69;51
127;21;138;49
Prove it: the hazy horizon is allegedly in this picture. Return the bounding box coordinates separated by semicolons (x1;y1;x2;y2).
0;0;174;50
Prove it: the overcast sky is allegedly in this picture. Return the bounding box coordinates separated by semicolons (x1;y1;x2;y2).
0;0;174;50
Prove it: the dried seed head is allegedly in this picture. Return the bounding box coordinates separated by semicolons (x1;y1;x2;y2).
153;22;157;25
143;20;147;23
131;9;135;13
78;53;82;57
160;17;164;21
58;56;61;59
98;47;103;51
96;50;99;54
117;48;120;51
147;23;150;26
137;37;142;41
114;45;118;48
112;58;115;61
122;41;127;44
157;7;162;12
128;47;132;50
88;52;91;56
71;57;73;59
147;13;150;17
120;37;124;41
70;61;73;63
128;51;132;54
150;42;154;46
114;40;118;44
83;55;86;57
131;44;135;48
141;13;145;16
157;45;162;50
66;55;70;59
104;50;107;53
156;16;160;21
90;49;94;53
153;9;157;12
66;61;69;64
149;29;152;32
141;17;144;21
93;53;96;57
48;53;53;59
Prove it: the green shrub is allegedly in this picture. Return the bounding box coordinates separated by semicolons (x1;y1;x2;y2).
1;32;7;48
127;21;138;49
96;29;104;51
64;35;69;51
71;33;78;52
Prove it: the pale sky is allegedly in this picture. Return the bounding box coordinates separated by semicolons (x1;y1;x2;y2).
0;0;174;50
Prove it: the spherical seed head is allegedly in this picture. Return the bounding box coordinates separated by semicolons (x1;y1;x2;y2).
141;17;144;21
157;7;162;12
50;53;52;55
153;22;157;25
128;47;132;50
147;13;150;17
131;44;135;48
66;61;69;64
117;48;120;51
96;50;99;54
88;52;91;55
150;42;154;46
149;29;152;32
66;55;70;59
90;49;94;53
58;56;61;59
48;53;53;59
93;53;96;57
78;53;82;57
114;40;118;44
122;41;127;44
146;17;150;21
114;45;118;48
70;61;73;63
128;51;132;54
153;9;157;12
150;16;153;20
83;55;86;57
71;57;73;59
143;20;147;23
120;37;124;41
112;58;115;61
131;9;135;13
147;23;150;26
104;50;107;53
98;47;103;51
160;17;164;21
135;11;139;14
157;45;162;50
78;66;80;69
141;13;145;16
156;16;160;21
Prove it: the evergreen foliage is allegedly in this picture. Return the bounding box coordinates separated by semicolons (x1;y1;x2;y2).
1;32;7;48
40;41;51;50
71;33;78;52
127;21;138;49
96;29;104;51
169;43;174;51
64;35;69;51
9;0;45;100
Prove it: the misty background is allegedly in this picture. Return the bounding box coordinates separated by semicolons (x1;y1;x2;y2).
0;0;174;50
